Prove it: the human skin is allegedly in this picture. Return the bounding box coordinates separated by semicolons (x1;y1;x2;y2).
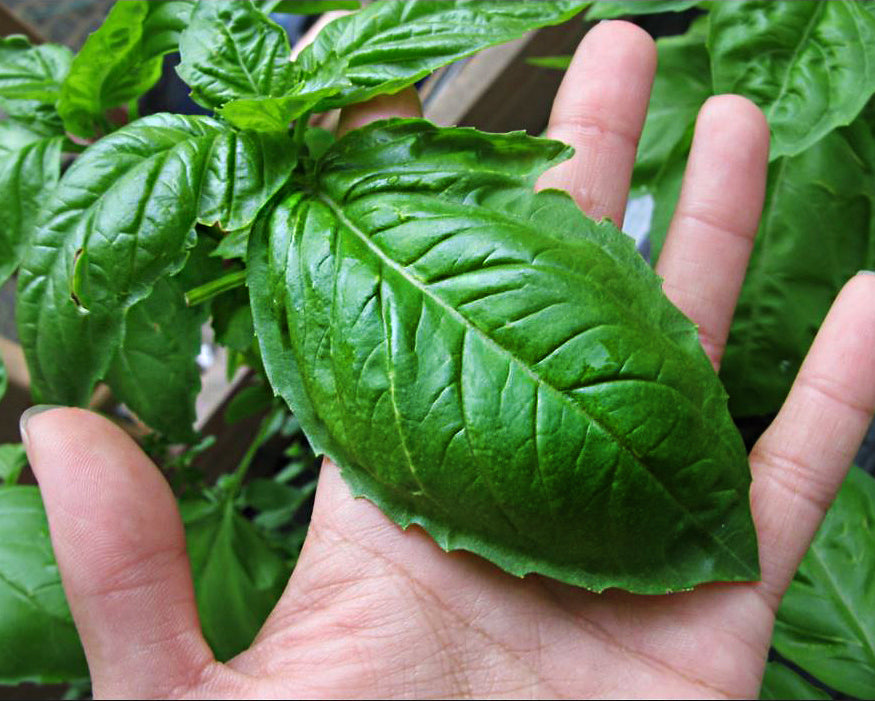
20;21;875;699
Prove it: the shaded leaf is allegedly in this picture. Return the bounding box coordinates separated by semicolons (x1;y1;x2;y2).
0;486;87;683
140;0;196;59
295;0;589;111
587;0;699;20
16;113;297;408
267;0;361;13
224;383;273;424
0;37;70;132
709;0;875;159
0;126;63;286
634;26;710;180
719;119;875;416
758;662;830;700
0;444;26;486
182;498;288;661
772;466;875;699
249;118;757;593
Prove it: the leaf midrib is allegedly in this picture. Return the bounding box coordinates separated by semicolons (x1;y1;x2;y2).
316;190;754;574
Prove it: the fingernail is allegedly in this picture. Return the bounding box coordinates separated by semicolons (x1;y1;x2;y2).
857;269;875;276
20;405;64;450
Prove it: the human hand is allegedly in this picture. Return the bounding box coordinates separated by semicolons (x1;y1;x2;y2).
21;21;875;698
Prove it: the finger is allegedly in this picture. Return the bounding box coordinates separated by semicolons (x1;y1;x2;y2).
747;273;875;609
20;407;220;698
336;86;422;137
656;95;769;369
537;20;656;224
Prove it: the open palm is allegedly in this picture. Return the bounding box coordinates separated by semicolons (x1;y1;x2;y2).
22;22;875;699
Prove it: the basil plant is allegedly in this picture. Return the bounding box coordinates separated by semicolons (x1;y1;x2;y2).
3;0;758;599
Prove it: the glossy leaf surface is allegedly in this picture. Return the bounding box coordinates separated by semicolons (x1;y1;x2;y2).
182;498;288;661
249;119;758;593
0;125;63;286
16;113;297;409
758;662;830;701
0;486;87;683
772;467;875;699
719;120;875;416
295;0;588;111
709;0;875;160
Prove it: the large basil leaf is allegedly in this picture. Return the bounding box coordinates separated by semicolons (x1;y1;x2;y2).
58;1;194;137
587;1;699;20
0;36;70;132
295;0;589;112
0;485;87;683
771;467;875;698
718;119;875;416
249;118;758;593
758;662;830;701
16;113;297;408
0;124;63;286
709;0;875;160
181;498;288;661
634;22;710;181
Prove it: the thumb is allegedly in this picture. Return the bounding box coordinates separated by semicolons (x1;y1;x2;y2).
20;406;220;698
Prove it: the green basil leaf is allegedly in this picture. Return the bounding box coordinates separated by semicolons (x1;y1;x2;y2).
295;0;589;111
224;383;273;424
635;27;710;181
771;466;875;698
758;662;831;701
709;0;875;160
16;113;297;408
182;498;288;661
57;1;167;137
140;0;197;59
0;485;87;683
0;37;70;132
0;128;63;286
0;444;26;486
249;118;758;593
212;227;250;260
587;0;700;20
719;118;875;416
105;277;206;442
259;0;361;13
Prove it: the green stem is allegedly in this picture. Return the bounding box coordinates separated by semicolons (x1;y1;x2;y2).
127;97;140;123
185;270;247;306
293;110;312;153
224;410;276;500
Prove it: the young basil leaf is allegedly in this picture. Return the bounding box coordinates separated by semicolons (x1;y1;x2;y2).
0;444;26;485
248;118;758;593
719;118;875;416
758;662;830;701
587;0;700;20
16;113;297;408
0;126;63;286
140;0;197;60
0;37;71;132
57;1;166;137
635;26;710;181
772;466;875;698
177;0;346;130
181;497;288;661
709;0;875;160
294;0;589;112
0;485;87;683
